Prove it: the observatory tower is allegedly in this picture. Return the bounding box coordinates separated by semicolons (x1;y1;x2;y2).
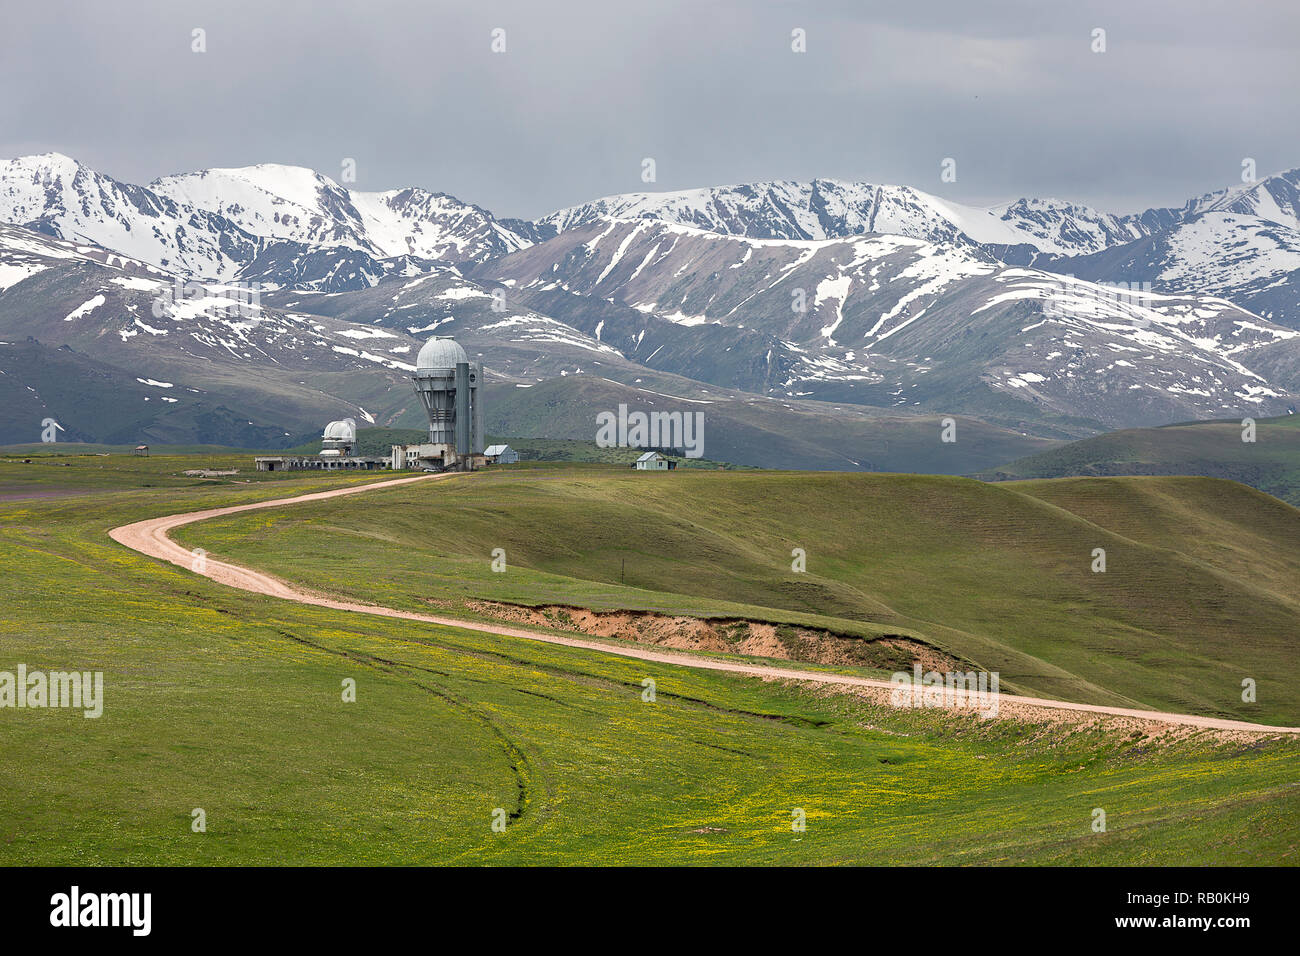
409;335;485;470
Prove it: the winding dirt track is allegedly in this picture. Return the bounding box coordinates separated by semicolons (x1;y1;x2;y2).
109;473;1299;735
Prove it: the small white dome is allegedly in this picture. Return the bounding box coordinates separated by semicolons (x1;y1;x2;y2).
416;335;469;370
322;418;356;442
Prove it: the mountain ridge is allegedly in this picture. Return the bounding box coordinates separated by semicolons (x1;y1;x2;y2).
2;152;1297;449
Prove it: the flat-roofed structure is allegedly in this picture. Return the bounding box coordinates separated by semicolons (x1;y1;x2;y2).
255;417;389;471
254;455;387;472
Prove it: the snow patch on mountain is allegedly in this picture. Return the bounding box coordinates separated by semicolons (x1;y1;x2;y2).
63;294;105;321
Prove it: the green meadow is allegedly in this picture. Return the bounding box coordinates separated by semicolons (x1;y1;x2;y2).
176;465;1300;726
1;453;1297;865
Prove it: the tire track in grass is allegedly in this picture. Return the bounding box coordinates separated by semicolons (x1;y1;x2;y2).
271;625;535;827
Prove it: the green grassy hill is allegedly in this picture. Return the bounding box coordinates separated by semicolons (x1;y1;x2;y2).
984;414;1300;506
175;466;1300;726
2;454;1297;865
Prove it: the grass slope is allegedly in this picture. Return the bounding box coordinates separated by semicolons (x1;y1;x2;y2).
174;466;1300;726
985;414;1300;506
1;455;1297;865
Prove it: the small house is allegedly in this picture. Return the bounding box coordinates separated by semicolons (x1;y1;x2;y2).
483;443;519;464
633;451;675;471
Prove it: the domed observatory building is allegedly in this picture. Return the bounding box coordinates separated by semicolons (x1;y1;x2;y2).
393;335;486;471
255;416;387;472
319;418;357;457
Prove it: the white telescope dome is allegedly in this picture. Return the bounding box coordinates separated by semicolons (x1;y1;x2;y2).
321;418;357;442
416;335;469;371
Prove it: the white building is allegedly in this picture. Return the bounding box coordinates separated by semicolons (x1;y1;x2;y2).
633;451;675;471
483;444;519;464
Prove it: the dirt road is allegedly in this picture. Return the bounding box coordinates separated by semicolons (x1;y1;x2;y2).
109;473;1299;735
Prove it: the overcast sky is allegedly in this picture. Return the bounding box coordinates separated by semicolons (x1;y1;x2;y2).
2;0;1297;219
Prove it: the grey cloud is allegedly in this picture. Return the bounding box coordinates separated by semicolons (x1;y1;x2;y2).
1;0;1296;219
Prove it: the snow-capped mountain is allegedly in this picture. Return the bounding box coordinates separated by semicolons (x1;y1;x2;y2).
0;219;439;444
537;179;1153;257
0;216;687;439
539;170;1300;329
2;151;1298;447
1059;213;1300;326
152;164;532;263
540;168;1300;256
262;266;649;386
5;152;1297;314
475;217;1298;431
1160;167;1300;229
0;154;533;290
0;153;267;279
0;222;429;376
1053;170;1300;330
